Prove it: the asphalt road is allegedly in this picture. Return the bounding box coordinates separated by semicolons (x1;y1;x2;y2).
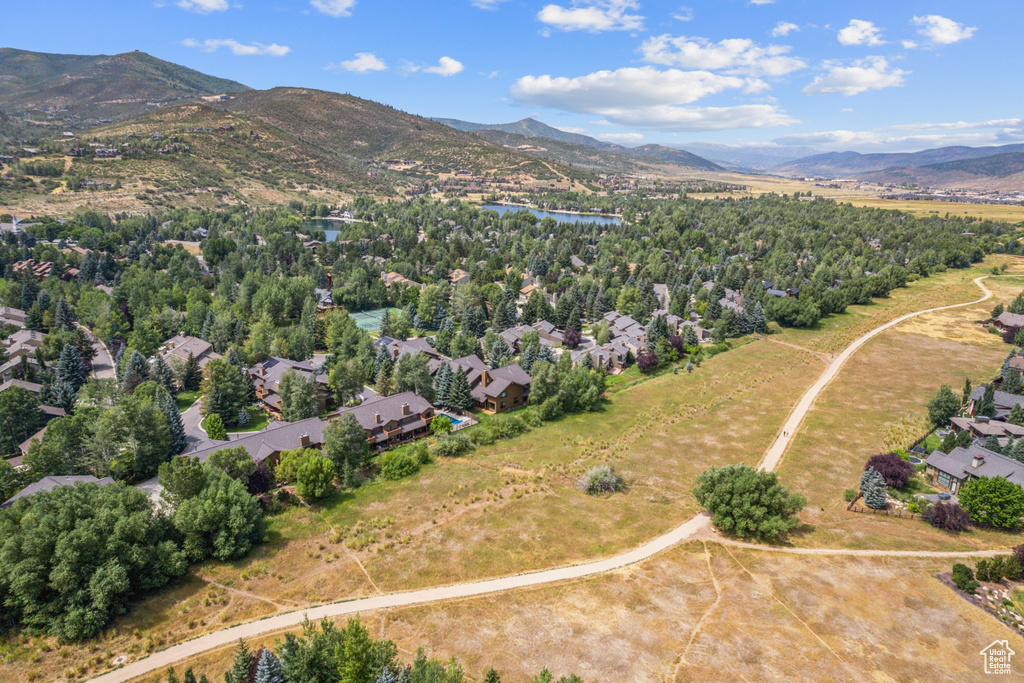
77;323;115;379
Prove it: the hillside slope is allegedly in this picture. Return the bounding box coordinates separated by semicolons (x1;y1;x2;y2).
858;150;1024;190
776;143;1024;178
216;89;581;181
0;48;249;123
435;116;721;172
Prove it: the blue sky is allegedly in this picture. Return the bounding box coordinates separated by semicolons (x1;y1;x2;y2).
5;1;1021;152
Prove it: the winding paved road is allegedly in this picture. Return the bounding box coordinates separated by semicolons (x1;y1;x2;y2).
89;277;995;683
77;323;115;380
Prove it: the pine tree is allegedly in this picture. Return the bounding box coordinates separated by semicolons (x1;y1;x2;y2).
985;435;1001;452
151;354;177;395
1011;438;1024;463
448;366;474;410
433;363;451;406
224;640;253;683
375;359;395;397
489;338;512;369
483;669;501;683
183;668;197;683
122;350;150;393
55;343;89;391
520;344;538;374
860;467;888;509
962;377;973;406
180;351;202;392
751;302;767;334
237;406;251;428
201;310;214;342
54;297;74;331
1011;403;1024;427
1004;437;1016;458
167;667;180;683
159;390;188;454
114;344;126;384
253;649;285;683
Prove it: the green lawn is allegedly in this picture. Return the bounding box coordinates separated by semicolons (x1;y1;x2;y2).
175;390;201;412
200;407;269;434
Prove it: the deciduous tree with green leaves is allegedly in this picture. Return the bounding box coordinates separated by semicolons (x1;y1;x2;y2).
692;464;806;540
959;476;1024;528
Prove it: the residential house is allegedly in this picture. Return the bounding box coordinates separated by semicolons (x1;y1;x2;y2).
0;307;26;329
375;336;441;361
3;329;44;360
249;357;330;417
11;259;53;280
449;268;471;286
2;475;115;508
443;356;531;413
381;271;421;289
925;443;1024;494
969;385;1024;421
950;416;1024;445
993;311;1024;332
158;335;222;370
314;288;334;311
0;378;43;397
0;356;39;382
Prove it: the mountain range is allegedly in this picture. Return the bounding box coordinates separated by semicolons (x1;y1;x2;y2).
433;117;722;172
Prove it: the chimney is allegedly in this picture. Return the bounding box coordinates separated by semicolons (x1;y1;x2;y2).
299;433;310;447
482;369;491;387
374;412;381;425
401;402;410;416
972;453;985;468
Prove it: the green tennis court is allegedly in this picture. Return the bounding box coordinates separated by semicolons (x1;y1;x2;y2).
349;308;401;332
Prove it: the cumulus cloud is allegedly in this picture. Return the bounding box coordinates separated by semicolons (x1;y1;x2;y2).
771;22;799;37
837;19;885;46
470;0;508;8
537;0;643;33
639;35;805;77
749;0;775;5
182;39;291;57
310;0;356;17
802;57;906;96
176;0;229;12
510;66;796;131
775;127;1024;151
901;40;918;49
912;15;977;44
327;52;387;73
409;56;465;77
596;132;644;143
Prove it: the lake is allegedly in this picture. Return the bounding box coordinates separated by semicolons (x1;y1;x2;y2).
302;219;340;242
480;204;622;226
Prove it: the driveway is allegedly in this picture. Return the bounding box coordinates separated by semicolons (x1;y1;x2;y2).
916;493;958;505
180;397;206;445
76;323;115;379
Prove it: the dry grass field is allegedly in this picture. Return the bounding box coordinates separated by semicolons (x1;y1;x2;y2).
5;259;1024;683
122;544;1023;683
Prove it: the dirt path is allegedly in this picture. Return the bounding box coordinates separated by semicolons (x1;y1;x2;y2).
87;277;997;683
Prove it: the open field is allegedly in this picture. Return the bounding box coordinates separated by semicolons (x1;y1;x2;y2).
775;259;1020;355
122;544;1024;683
775;272;1024;551
0;341;823;683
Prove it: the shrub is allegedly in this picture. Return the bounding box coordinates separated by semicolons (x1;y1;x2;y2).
378;451;420;481
952;563;979;594
693;465;806;541
521;408;544;427
1014;543;1024;569
907;501;921;514
295;454;335;502
765;321;783;335
413;442;431;465
488;414;529;440
959;476;1024;528
206;413;227;440
636;351;659;373
922;502;971;532
578;465;624;495
430;415;453;435
538;397;563;421
865;452;914;489
843;488;857;502
430;433;473;458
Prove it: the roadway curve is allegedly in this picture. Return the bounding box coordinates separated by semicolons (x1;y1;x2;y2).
89;276;994;683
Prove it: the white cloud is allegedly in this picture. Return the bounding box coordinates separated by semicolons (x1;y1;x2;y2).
912;15;977;45
639;35;805;77
512;67;745;109
423;57;465;77
749;0;775;5
555;126;587;134
182;39;291;57
310;0;356;17
887;118;1023;132
774;127;1024;151
672;6;693;22
471;0;508;8
771;22;799;37
802;57;906;96
327;52;387;73
837;19;885;46
510;66;796;131
176;0;228;12
595;132;644;143
901;40;918;49
537;0;643;33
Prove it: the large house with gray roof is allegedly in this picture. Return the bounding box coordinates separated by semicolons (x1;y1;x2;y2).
249;357;330;417
2;475;115;508
925;443;1024;494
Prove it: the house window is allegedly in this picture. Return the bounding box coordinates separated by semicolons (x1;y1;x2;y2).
501;401;506;409
500;391;508;398
937;471;952;488
514;397;520;404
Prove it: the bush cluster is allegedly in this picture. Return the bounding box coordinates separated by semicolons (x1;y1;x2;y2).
578;465;625;495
